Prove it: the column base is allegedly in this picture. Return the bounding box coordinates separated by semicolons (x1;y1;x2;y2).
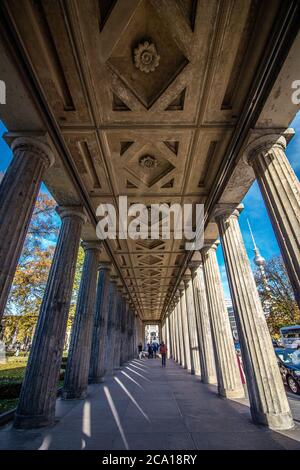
88;377;105;384
104;371;114;378
201;375;217;385
14;412;56;429
61;388;87;400
251;408;295;431
218;386;244;399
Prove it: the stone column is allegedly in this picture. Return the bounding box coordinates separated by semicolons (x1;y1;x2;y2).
169;309;174;359
127;306;133;361
245;129;300;307
216;205;294;430
190;262;216;384
171;305;177;360
130;309;135;359
63;241;101;399
179;284;191;370
14;206;87;428
89;262;111;383
120;295;128;365
104;276;119;376
0;136;55;321
172;303;178;362
176;292;185;365
166;314;171;359
133;313;139;359
167;310;172;359
114;286;123;370
201;242;244;398
170;308;176;359
184;270;201;376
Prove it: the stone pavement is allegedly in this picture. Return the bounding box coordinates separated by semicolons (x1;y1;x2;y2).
1;358;300;450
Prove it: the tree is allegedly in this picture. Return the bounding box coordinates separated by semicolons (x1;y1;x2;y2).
1;192;85;350
21;192;59;261
1;194;58;340
4;193;59;318
255;256;300;338
5;247;55;317
64;246;85;350
2;314;38;348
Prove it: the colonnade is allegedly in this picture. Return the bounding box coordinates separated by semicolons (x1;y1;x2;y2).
161;129;300;431
0;128;299;431
163;189;297;430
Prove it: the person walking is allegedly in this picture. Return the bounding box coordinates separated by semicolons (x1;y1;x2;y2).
138;342;143;359
147;343;153;359
160;341;167;367
152;342;158;358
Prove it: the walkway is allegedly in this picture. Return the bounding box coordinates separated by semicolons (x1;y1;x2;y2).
1;359;300;450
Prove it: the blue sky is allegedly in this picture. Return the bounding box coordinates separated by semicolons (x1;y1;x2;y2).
217;111;300;297
1;113;300;299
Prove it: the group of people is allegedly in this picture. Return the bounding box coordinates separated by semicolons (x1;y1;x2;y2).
137;341;168;367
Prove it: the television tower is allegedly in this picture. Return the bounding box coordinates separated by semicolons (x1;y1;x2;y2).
247;219;267;283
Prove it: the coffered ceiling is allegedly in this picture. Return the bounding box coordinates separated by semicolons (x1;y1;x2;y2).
2;0;285;320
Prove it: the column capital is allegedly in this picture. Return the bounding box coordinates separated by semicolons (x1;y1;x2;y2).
117;285;123;294
98;261;112;271
201;239;220;254
214;203;243;222
5;134;55;168
175;290;181;301
56;205;88;224
81;240;102;252
110;275;119;284
244;128;295;165
183;268;192;285
178;281;185;293
189;260;202;277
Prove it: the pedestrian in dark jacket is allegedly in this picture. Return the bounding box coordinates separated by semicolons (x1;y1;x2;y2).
160;342;167;367
148;343;153;359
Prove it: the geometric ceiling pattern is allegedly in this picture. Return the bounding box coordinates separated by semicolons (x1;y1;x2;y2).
5;0;281;320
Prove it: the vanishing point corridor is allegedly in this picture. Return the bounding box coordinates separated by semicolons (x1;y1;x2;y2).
1;359;300;451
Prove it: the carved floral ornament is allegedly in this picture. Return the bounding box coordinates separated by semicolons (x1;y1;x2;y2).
134;41;160;73
139;155;159;169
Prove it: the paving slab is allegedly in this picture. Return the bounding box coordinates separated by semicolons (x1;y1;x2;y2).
0;358;300;450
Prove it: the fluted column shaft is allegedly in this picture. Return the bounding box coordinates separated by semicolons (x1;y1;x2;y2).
191;264;216;384
166;315;171;359
125;303;130;363
63;242;101;399
105;278;118;375
168;311;173;359
114;290;122;369
246;130;300;307
171;310;176;359
127;307;131;360
169;310;174;359
120;298;128;365
89;262;111;383
127;309;133;361
0;137;54;320
217;207;294;430
133;315;139;359
184;278;201;375
174;303;180;363
180;289;191;370
202;243;244;398
14;206;86;428
176;298;185;366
